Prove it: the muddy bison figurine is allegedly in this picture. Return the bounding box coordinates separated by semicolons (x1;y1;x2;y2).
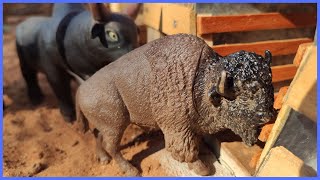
15;3;140;122
76;34;276;176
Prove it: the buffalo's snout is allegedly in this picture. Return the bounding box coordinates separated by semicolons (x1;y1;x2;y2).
256;107;276;125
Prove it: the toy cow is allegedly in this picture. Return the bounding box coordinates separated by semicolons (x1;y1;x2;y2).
15;3;140;122
76;34;276;176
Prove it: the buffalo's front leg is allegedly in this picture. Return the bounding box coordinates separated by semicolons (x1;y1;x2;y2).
44;65;75;122
161;126;210;175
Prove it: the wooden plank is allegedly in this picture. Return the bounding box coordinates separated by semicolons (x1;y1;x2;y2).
274;86;289;110
256;146;317;176
293;42;313;67
146;26;165;43
162;4;196;35
271;64;297;83
197;12;317;35
198;34;214;46
143;3;162;30
212;38;312;56
109;3;122;12
256;105;291;171
283;45;317;121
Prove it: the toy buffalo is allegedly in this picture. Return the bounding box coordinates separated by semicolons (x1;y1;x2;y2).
16;3;140;122
76;34;276;176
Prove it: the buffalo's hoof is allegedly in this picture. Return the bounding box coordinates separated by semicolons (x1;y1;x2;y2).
123;167;140;177
188;159;211;176
97;153;111;165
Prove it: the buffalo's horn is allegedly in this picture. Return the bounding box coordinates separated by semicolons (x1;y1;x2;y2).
89;3;111;22
217;70;227;94
265;50;272;65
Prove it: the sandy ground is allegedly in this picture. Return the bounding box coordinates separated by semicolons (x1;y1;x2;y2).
2;15;167;177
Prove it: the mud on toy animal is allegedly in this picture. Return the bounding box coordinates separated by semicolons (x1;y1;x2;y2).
16;3;140;122
76;34;276;176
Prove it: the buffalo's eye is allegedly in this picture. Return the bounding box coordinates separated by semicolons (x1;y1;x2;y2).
106;30;119;42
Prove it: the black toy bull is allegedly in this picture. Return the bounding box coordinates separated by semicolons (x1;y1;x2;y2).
76;34;276;176
15;3;140;122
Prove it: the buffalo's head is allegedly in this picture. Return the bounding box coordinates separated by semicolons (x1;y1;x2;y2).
208;50;276;146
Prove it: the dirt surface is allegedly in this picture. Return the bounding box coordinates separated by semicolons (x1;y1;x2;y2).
3;15;167;177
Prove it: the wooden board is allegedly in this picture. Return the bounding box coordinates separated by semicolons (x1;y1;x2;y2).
143;3;162;30
283;45;317;121
212;38;313;57
271;64;297;83
199;34;214;46
162;4;196;35
197;12;317;35
293;42;314;67
274;86;289;110
256;105;291;171
146;26;165;43
256;146;316;176
257;45;317;172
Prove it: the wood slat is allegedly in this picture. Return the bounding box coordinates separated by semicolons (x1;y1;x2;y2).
143;3;162;30
212;38;312;56
274;86;289;110
271;64;297;83
162;4;196;35
285;45;317;121
293;42;314;67
197;12;316;35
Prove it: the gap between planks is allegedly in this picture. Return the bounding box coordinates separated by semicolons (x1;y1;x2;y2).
197;12;316;35
211;38;312;56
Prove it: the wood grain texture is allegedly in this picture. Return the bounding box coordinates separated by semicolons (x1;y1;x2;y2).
212;38;312;56
146;26;165;43
162;4;196;35
271;64;297;83
284;45;317;121
143;3;162;30
293;42;314;67
274;86;289;110
197;12;317;34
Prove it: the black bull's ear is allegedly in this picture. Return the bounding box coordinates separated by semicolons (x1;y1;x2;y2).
91;23;108;48
89;3;111;22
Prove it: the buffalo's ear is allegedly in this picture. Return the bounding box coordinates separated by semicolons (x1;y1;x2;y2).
89;3;111;22
122;3;141;20
264;50;272;66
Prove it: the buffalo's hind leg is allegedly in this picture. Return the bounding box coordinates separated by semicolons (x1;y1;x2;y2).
16;41;44;105
99;124;140;176
93;129;112;164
